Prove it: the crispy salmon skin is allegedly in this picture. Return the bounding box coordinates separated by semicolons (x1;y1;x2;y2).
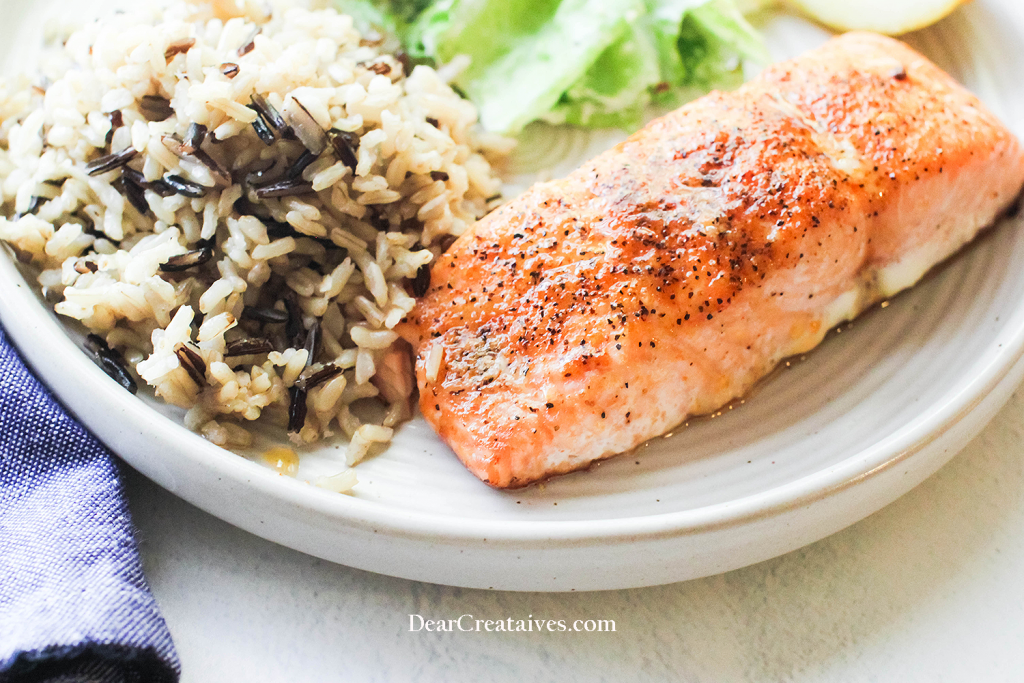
399;33;1024;488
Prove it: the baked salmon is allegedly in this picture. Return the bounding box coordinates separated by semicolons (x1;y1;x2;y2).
399;32;1024;488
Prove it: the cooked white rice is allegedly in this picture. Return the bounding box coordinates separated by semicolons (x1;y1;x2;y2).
0;0;512;489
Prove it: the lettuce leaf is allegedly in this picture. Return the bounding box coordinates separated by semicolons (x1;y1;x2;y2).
547;0;767;129
677;0;770;87
410;0;641;133
338;0;769;133
544;11;662;130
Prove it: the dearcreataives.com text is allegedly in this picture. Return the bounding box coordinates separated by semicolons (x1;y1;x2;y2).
408;615;616;633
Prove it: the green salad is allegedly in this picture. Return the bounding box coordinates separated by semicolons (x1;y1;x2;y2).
337;0;769;133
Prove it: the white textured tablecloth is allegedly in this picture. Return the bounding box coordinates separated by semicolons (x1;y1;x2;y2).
127;387;1024;682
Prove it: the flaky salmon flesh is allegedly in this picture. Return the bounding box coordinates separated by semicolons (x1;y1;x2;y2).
398;32;1024;488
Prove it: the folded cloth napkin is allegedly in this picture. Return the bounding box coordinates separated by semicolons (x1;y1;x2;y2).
0;325;179;683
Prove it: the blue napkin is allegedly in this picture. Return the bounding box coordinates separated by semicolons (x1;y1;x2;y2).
0;325;180;682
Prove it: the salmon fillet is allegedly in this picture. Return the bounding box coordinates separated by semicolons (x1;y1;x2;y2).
399;32;1024;488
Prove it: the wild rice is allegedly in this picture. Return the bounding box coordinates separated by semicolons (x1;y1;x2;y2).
0;1;511;491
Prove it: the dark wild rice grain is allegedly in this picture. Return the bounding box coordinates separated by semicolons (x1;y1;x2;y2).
192;148;231;184
163;174;208;198
164;37;195;62
253;178;314;199
249;111;276;145
123;167;176;197
139;95;174;121
237;26;261;57
287;385;307;433
115;175;150;215
159;246;214;272
242;305;290;324
411;263;431;297
287;149;319;179
105;109;123;147
181;122;208;153
85;334;138;394
300;363;342;390
283;294;304;347
85;146;137;176
173;342;207;386
328;129;359;170
224;338;275;356
250;93;287;132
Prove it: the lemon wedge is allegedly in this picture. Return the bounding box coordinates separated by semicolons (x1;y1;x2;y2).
787;0;970;35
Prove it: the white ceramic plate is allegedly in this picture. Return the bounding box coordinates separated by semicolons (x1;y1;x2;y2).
3;0;1024;591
